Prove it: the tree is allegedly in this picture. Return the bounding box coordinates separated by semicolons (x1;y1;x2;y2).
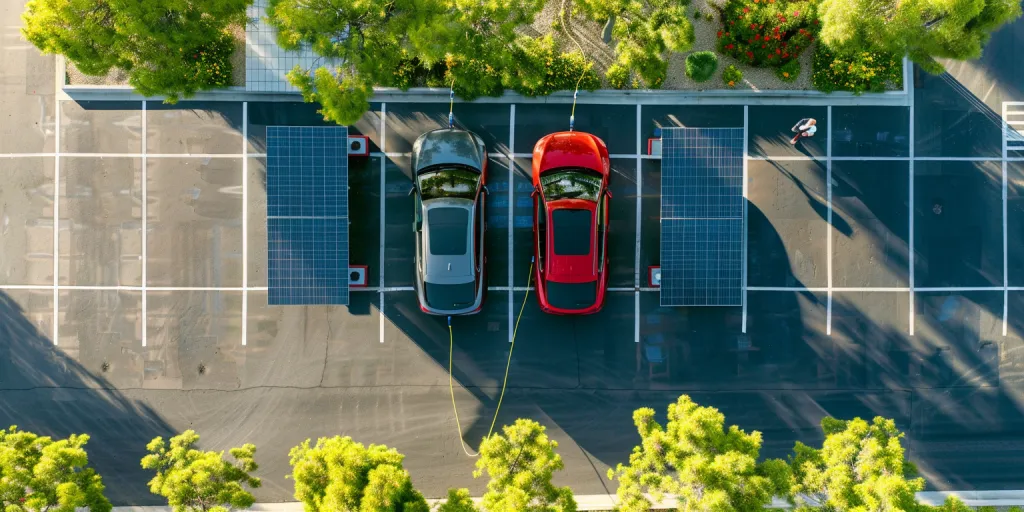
141;430;260;512
474;419;576;512
436;489;478;512
288;436;429;512
22;0;247;101
817;0;1022;73
607;395;792;512
789;417;924;512
570;0;695;88
0;426;111;512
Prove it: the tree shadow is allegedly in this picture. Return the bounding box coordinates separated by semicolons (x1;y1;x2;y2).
0;290;177;505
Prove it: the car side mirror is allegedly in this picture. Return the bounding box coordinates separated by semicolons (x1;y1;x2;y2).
605;190;612;199
531;186;540;198
408;185;417;196
483;185;490;195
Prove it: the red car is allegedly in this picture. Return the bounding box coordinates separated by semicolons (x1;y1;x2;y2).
531;131;611;315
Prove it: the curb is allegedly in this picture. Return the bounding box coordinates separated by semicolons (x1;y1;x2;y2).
105;491;1024;512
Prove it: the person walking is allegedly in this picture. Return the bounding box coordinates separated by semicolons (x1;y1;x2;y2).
790;118;817;144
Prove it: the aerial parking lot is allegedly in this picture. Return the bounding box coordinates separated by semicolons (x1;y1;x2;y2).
4;46;1024;504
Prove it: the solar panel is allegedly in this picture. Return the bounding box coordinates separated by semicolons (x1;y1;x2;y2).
266;126;350;305
660;128;744;306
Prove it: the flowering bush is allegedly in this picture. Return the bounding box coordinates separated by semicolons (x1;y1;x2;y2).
716;0;819;68
721;64;743;87
172;34;236;95
774;58;800;82
811;44;902;93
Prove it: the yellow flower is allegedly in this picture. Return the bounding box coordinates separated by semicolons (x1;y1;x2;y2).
783;72;790;77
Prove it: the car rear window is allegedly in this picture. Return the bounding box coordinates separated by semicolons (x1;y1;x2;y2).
428;208;469;255
552;209;592;256
545;280;597;310
424;282;477;311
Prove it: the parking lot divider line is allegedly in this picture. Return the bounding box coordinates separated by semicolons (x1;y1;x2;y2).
141;100;148;347
509;104;515;343
636;103;642;344
908;71;916;337
242;101;248;346
1003;101;1009;337
51;96;60;346
0;153;56;157
380;103;387;343
742;105;749;334
826;106;833;336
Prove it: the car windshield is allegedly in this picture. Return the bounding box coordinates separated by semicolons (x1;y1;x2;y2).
428;207;470;256
545;280;597;310
551;208;592;256
418;167;479;200
424;282;477;310
540;167;603;201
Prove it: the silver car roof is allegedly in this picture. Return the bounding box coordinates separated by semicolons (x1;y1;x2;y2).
422;199;476;285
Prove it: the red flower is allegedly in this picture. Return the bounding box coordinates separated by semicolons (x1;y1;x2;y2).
749;38;754;43
755;34;761;40
730;20;735;25
743;6;750;12
761;44;766;48
779;16;786;22
750;23;756;29
726;44;734;49
782;52;789;58
746;51;754;59
717;31;723;37
793;10;800;16
795;45;800;49
776;48;781;54
773;26;779;32
768;54;775;59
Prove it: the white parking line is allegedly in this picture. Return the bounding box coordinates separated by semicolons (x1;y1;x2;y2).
908;75;916;336
742;106;749;333
1003;101;1010;337
141;100;148;347
826;106;833;336
52;91;60;345
242;102;249;346
380;103;387;343
509;104;516;343
635;103;642;344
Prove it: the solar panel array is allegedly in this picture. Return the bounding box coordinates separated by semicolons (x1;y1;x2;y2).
266;126;350;305
660;128;744;306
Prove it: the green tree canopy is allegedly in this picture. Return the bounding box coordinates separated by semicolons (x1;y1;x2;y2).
0;426;111;512
474;419;576;512
288;435;428;512
608;395;792;512
570;0;695;88
266;0;597;125
22;0;247;100
141;430;261;512
817;0;1022;73
789;417;924;512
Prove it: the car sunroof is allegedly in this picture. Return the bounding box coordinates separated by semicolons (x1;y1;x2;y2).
552;209;592;256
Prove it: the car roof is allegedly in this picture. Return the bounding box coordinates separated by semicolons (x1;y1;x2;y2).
423;200;476;284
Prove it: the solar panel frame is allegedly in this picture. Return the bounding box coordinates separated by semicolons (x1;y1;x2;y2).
266;126;350;305
660;127;744;307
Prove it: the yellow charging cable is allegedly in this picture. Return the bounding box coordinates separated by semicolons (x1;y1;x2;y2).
448;262;534;457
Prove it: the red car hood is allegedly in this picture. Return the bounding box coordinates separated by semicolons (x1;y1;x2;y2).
536;132;606;173
546;199;598;283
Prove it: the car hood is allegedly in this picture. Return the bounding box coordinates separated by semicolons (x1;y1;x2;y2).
413;129;485;172
535;132;606;173
546;200;598;283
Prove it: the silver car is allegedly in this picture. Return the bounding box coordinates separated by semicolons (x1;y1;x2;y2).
411;128;488;315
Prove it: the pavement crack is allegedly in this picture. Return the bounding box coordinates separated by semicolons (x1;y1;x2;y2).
319;309;331;388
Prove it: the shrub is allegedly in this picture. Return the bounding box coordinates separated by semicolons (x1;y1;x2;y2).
775;57;800;82
504;36;601;97
685;51;718;82
811;44;902;94
722;64;742;87
716;0;819;68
